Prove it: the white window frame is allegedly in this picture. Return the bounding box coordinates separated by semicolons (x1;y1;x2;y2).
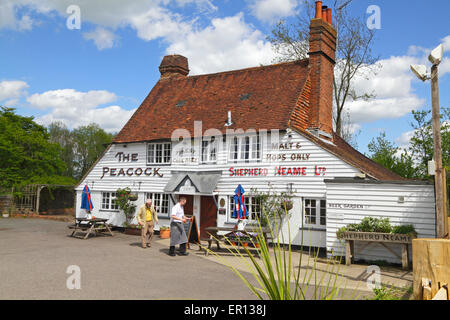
229;135;261;163
147;142;171;165
303;198;326;228
101;192;119;211
201;136;218;164
228;195;262;223
145;193;171;218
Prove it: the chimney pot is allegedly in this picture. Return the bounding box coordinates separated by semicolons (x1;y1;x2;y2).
315;1;323;19
159;54;189;79
326;8;332;24
322;6;328;23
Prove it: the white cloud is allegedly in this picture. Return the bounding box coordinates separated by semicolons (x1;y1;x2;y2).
27;89;117;110
344;55;426;124
442;35;450;52
36;105;136;133
83;27;118;50
27;88;134;132
166;13;276;75
0;80;29;102
1;1;279;76
249;0;299;23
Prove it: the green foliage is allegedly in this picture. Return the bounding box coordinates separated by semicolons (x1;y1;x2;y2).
371;285;412;300
372;285;401;300
206;211;348;300
358;217;392;233
368;132;417;179
392;224;417;237
337;217;417;238
115;187;137;225
0;107;74;188
368;108;449;182
250;187;293;227
408;108;449;179
72;123;115;180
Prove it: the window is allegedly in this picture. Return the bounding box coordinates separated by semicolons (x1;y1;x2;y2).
229;135;260;162
147;142;171;164
145;193;171;218
229;196;262;222
201;136;217;163
101;192;119;210
304;198;326;227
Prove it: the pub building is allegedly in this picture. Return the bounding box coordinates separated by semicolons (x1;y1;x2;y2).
75;2;436;264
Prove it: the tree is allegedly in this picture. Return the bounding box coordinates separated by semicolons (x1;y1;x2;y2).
268;0;378;139
367;132;417;179
408;108;450;178
0;107;74;188
48;121;76;178
72;123;115;180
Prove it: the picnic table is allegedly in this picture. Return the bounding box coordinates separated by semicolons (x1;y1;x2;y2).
68;217;113;239
203;225;272;256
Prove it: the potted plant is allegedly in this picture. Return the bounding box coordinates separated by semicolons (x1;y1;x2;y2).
123;223;142;236
2;210;8;218
159;226;170;239
115;188;137;225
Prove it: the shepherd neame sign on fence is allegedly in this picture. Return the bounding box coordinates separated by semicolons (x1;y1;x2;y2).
339;231;414;244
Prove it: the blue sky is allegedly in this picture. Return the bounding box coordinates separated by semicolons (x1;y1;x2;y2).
0;0;449;155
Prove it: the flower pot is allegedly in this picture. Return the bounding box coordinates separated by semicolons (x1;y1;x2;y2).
124;228;141;236
2;213;9;218
160;229;170;239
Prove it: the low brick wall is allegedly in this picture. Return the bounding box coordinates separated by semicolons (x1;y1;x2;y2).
10;213;74;223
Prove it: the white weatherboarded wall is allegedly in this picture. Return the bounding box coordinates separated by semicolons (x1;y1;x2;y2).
325;180;436;264
75;130;362;246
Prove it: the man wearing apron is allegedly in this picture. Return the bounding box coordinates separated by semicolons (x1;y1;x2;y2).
169;197;190;256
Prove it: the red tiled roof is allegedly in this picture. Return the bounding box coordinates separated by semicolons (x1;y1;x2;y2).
295;129;405;181
113;59;310;143
113;58;403;181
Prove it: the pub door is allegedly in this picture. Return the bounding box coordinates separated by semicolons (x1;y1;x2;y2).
200;196;217;239
178;195;194;215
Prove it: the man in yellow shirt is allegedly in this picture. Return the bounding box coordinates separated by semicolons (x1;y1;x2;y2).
137;199;159;248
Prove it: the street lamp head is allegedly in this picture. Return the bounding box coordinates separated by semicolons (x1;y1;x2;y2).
428;44;443;66
410;64;429;81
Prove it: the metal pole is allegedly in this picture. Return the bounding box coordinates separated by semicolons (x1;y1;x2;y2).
430;64;447;238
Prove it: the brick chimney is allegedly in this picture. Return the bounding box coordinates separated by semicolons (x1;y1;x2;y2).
308;1;337;139
159;54;189;79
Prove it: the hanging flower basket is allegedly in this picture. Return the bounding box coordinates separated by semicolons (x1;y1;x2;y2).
128;194;138;202
281;200;293;211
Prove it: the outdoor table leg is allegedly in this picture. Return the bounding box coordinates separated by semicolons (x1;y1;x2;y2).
83;223;95;240
104;223;113;236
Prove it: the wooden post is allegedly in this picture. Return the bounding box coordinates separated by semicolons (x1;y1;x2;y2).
431;64;446;239
443;168;449;238
402;244;409;270
412;238;450;299
345;240;353;265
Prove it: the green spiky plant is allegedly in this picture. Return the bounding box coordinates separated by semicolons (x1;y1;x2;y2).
205;205;354;300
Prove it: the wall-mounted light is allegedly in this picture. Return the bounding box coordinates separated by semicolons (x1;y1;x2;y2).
287;183;293;193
